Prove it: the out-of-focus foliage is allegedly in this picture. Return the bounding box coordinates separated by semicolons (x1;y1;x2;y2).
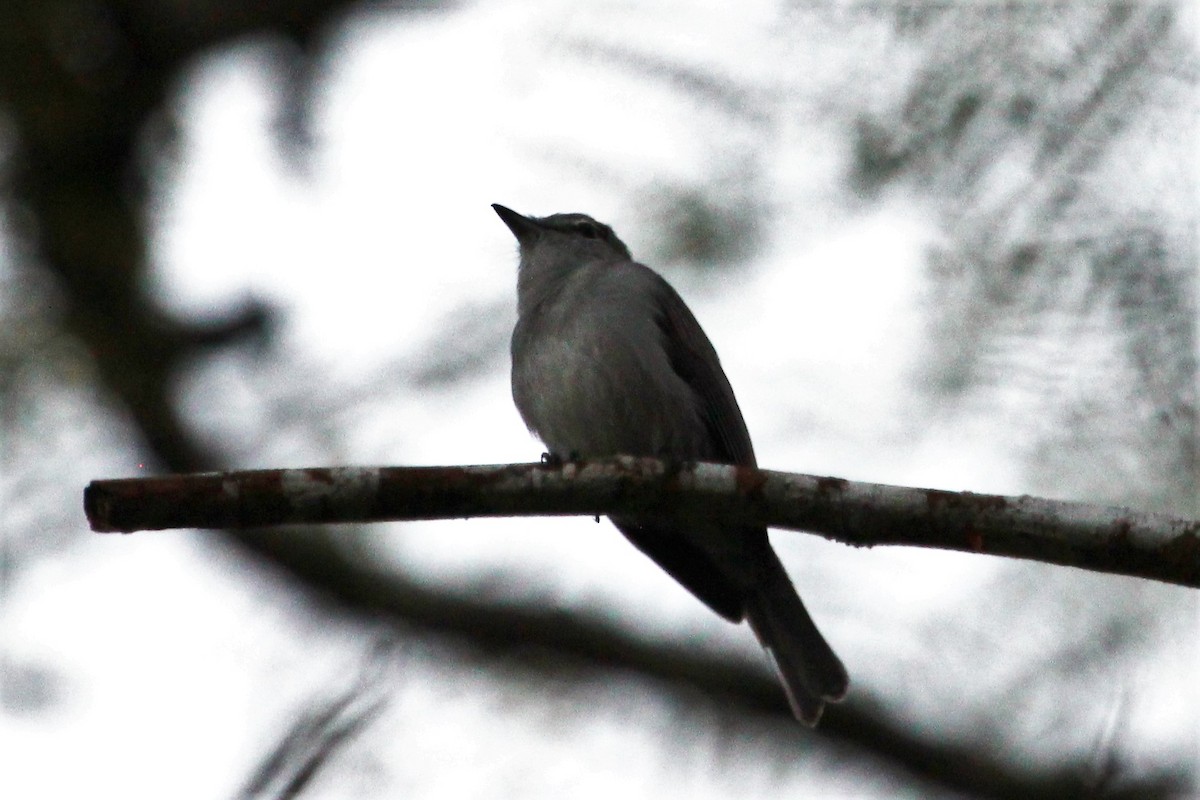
849;4;1196;511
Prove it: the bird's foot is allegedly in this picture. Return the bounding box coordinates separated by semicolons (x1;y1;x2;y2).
540;450;580;467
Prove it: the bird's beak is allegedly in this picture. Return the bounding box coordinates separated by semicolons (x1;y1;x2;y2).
492;204;543;244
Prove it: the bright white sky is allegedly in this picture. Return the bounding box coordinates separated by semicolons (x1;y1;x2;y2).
4;1;1196;797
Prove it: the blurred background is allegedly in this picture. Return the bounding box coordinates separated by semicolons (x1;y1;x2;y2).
1;1;1197;797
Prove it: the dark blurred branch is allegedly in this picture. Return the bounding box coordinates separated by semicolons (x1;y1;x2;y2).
214;523;1188;800
0;0;369;471
237;677;387;800
85;459;1200;588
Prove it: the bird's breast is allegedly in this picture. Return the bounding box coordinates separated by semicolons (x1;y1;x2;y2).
511;308;705;460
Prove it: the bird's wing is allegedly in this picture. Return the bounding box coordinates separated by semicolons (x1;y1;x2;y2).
648;271;757;467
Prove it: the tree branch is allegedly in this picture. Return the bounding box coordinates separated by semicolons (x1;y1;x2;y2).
84;457;1200;588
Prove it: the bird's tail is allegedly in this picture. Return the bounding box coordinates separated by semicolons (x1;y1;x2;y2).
745;549;848;726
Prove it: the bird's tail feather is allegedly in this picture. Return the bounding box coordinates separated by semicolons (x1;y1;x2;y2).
745;550;848;726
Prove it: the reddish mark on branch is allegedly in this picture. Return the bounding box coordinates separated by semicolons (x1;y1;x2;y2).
816;476;848;496
965;525;984;552
734;464;768;496
925;489;1009;514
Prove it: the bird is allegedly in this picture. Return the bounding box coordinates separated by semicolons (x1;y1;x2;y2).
493;203;848;724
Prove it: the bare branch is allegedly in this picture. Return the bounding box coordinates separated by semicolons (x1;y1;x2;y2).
84;457;1200;588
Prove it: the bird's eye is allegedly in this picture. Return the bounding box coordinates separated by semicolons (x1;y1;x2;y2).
576;222;601;240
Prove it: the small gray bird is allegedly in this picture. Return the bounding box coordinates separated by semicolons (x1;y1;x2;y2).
494;203;848;724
